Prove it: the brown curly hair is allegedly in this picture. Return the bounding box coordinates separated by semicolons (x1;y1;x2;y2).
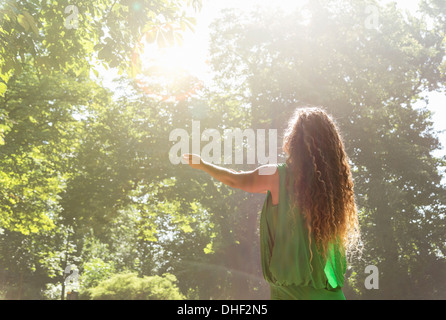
283;107;360;260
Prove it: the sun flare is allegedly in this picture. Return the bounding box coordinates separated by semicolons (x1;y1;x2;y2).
132;24;209;101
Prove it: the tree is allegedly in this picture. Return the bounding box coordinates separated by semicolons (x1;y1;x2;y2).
2;0;445;300
0;0;202;299
84;272;185;300
0;0;202;95
207;0;446;299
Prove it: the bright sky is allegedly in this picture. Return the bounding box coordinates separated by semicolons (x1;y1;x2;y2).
102;0;445;161
178;0;431;79
173;0;307;81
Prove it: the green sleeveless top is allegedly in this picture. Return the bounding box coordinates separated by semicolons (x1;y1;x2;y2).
259;163;347;300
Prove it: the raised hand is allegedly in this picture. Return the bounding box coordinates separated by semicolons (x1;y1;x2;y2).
182;153;205;169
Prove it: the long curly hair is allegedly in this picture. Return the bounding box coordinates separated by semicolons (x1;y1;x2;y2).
283;107;360;260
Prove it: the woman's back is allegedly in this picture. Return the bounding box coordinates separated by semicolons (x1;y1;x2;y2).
260;163;347;300
184;107;359;300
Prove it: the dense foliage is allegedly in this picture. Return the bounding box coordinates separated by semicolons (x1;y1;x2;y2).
0;0;445;299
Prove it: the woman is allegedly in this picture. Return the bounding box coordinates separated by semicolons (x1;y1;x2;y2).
183;107;360;300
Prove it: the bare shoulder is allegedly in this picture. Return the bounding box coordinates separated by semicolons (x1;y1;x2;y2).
233;164;279;195
257;164;279;191
257;164;279;205
257;164;278;177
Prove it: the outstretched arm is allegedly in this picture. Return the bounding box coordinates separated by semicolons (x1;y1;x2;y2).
182;154;278;194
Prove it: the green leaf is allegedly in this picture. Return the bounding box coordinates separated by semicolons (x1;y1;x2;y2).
0;82;6;97
203;242;214;254
181;224;193;233
22;11;38;35
29;115;38;124
17;14;29;31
